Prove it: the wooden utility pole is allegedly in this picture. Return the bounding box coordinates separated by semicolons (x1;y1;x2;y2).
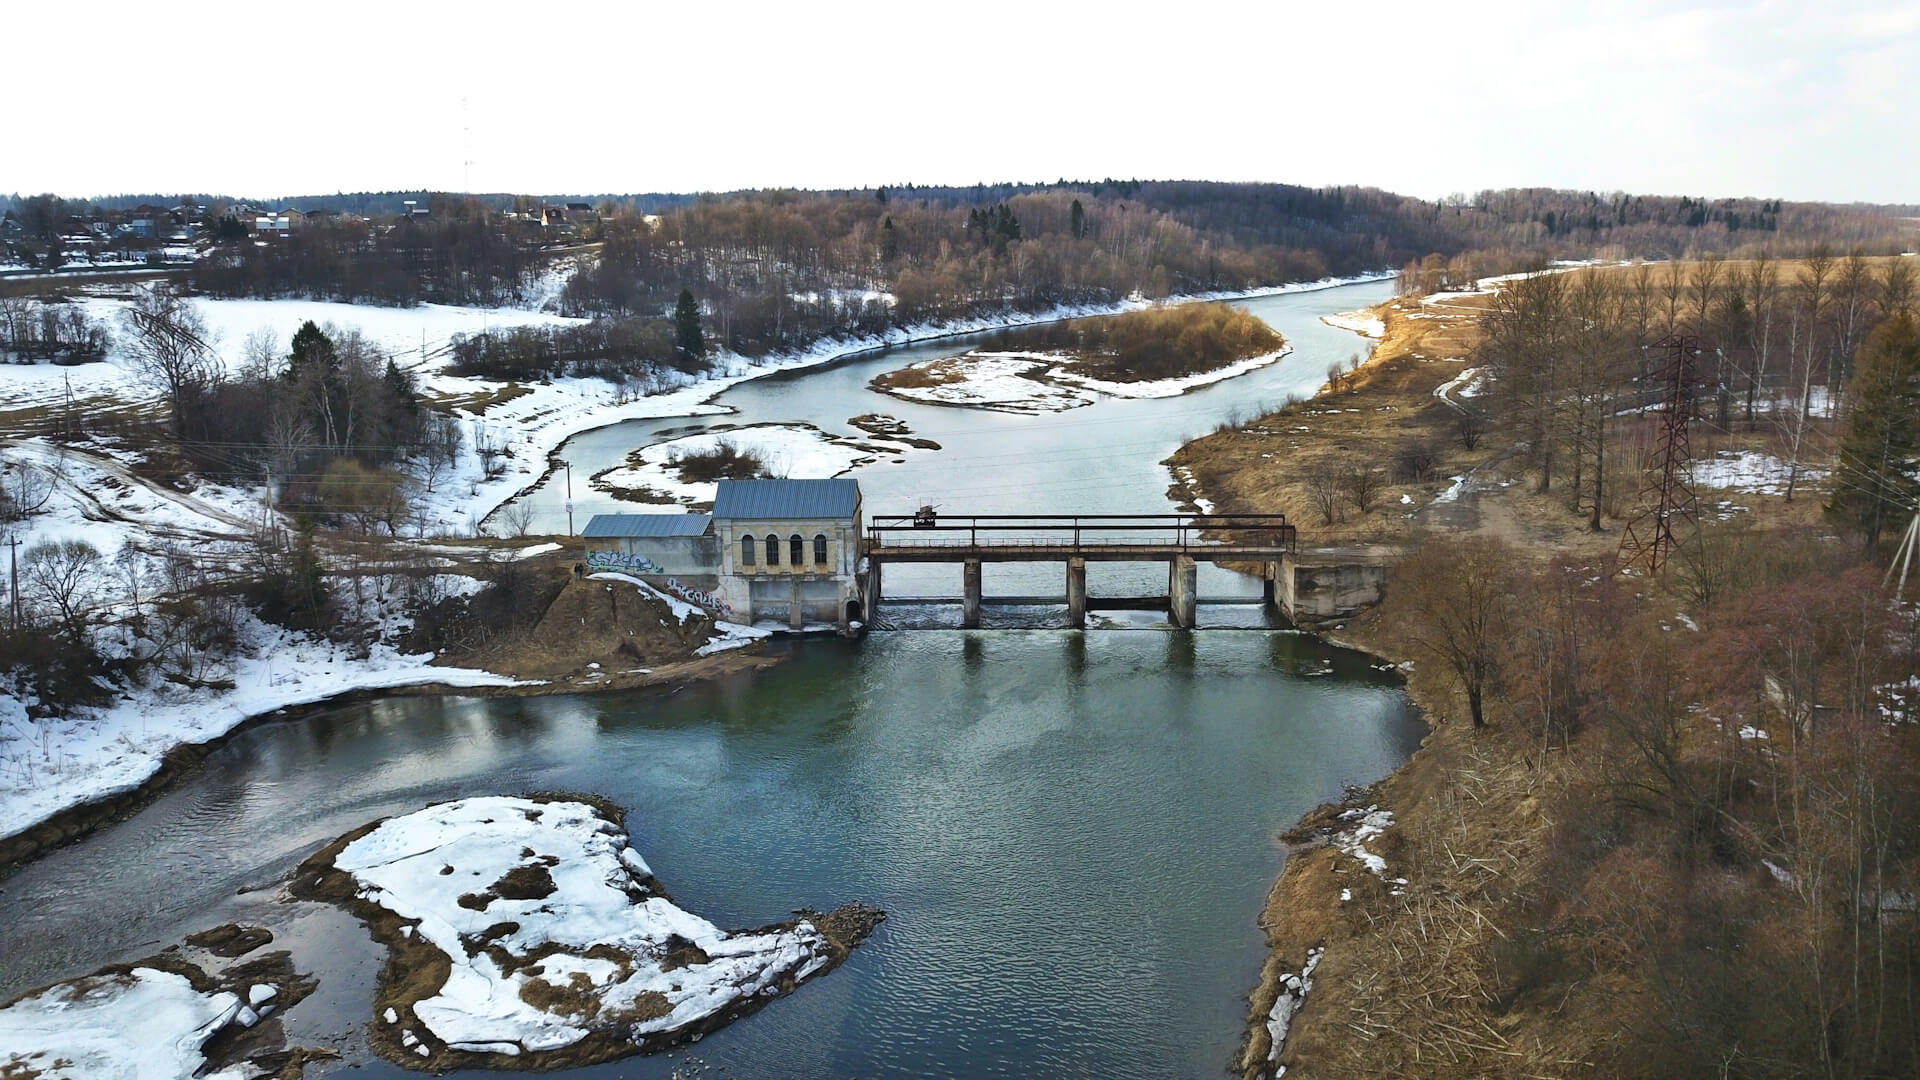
6;532;20;631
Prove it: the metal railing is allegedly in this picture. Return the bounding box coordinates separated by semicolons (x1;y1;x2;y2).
867;513;1296;553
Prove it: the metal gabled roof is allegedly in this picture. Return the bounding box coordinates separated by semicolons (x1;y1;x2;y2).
711;478;860;521
580;513;713;538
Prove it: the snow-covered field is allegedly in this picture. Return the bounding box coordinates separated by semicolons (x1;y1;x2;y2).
0;966;274;1080
327;796;853;1059
1690;449;1829;495
0;439;535;844
592;424;922;506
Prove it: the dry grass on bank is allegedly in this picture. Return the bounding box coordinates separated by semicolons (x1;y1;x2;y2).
1207;264;1900;1080
1166;292;1498;546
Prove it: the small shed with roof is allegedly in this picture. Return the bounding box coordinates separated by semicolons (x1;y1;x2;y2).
581;512;716;578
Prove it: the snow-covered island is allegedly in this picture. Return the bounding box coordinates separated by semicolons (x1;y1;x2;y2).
591;422;928;506
871;302;1290;413
293;795;883;1069
0;934;318;1078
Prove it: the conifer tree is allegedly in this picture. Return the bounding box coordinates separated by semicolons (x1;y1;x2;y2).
674;288;705;363
286;320;337;382
1830;313;1920;548
1070;199;1086;239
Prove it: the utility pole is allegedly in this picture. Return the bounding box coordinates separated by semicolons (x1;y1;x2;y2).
1886;509;1920;600
564;461;574;536
6;532;19;632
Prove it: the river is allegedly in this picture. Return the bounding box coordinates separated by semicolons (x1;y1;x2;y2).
0;279;1420;1078
516;278;1396;607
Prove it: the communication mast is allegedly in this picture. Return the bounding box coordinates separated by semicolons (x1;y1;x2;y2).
1618;334;1712;575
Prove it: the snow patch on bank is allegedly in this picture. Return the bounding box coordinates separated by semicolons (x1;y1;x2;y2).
0;966;260;1080
0;605;527;846
330;797;848;1057
1334;805;1394;876
1320;310;1385;338
1266;946;1325;1070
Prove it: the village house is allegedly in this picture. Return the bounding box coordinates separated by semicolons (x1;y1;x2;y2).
579;478;866;631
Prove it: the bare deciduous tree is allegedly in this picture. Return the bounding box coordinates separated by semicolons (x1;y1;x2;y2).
23;538;102;638
1383;537;1521;728
497;500;537;538
0;462;54;523
1302;460;1345;526
118;286;217;437
1344;458;1386;516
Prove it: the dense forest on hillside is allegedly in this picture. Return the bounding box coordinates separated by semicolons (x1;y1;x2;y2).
13;182;1915;390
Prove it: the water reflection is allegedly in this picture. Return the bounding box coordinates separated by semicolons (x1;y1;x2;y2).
2;632;1422;1080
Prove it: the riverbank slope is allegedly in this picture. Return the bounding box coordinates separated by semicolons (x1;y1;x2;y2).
1175;276;1861;1078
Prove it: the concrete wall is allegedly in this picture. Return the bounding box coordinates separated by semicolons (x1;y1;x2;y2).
584;535;720;577
714;512;864;626
716;515;862;578
1276;554;1391;627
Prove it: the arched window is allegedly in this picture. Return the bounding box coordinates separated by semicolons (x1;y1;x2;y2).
765;534;780;566
790;534;804;566
740;533;755;566
813;533;829;565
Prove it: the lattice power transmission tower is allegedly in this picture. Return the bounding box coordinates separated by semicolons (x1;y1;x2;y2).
1619;334;1712;575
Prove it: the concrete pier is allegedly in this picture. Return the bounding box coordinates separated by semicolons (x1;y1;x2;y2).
864;560;882;610
1272;547;1395;628
1066;557;1087;629
1168;555;1197;629
789;579;805;630
962;559;983;628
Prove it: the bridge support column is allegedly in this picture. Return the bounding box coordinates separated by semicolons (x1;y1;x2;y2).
789;578;805;631
1066;557;1087;629
1169;555;1197;629
962;559;983;628
1263;562;1279;609
864;559;882;611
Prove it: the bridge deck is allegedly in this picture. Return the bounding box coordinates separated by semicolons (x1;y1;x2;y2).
865;512;1296;564
865;542;1294;563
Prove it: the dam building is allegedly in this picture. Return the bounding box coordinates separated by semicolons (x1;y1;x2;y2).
580;478;865;630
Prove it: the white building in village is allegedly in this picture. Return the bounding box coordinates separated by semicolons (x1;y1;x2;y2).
580;478;865;630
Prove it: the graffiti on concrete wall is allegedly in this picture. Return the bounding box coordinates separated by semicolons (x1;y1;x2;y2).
586;549;662;574
664;577;733;617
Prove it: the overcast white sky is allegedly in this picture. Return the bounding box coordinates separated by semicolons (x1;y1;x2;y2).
11;0;1917;204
